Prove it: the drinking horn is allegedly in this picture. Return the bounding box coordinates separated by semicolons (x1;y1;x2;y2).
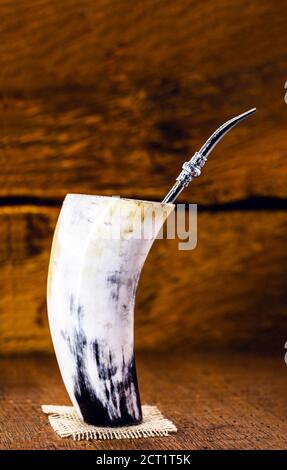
47;194;174;426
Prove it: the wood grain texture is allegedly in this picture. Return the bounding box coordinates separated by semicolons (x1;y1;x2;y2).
1;353;287;449
0;206;57;354
0;205;286;354
1;0;286;357
1;0;287;203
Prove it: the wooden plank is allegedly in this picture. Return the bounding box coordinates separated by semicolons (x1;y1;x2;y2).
0;206;58;354
1;0;287;202
1;353;287;449
0;205;286;354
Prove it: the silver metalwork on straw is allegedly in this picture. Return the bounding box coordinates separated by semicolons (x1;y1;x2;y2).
162;108;256;204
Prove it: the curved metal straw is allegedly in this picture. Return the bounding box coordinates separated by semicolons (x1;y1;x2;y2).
162;108;256;204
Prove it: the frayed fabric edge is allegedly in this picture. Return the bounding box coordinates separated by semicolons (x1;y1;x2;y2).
42;404;177;441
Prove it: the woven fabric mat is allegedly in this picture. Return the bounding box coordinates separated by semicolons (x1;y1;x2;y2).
42;405;177;441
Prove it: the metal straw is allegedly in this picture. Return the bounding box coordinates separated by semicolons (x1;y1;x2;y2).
162;108;256;204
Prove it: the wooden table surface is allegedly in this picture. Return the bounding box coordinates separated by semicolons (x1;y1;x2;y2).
1;351;287;450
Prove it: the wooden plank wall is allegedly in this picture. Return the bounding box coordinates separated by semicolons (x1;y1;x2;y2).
1;0;287;354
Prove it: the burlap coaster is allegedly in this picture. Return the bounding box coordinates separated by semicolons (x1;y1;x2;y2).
42;405;177;441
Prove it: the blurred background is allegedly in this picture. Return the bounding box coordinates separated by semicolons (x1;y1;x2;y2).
1;0;287;356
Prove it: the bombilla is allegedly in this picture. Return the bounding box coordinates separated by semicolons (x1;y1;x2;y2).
162;108;256;204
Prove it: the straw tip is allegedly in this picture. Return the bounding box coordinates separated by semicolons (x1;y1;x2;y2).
238;107;257;121
247;107;257;115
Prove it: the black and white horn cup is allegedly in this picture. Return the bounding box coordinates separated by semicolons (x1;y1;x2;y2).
47;194;174;426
